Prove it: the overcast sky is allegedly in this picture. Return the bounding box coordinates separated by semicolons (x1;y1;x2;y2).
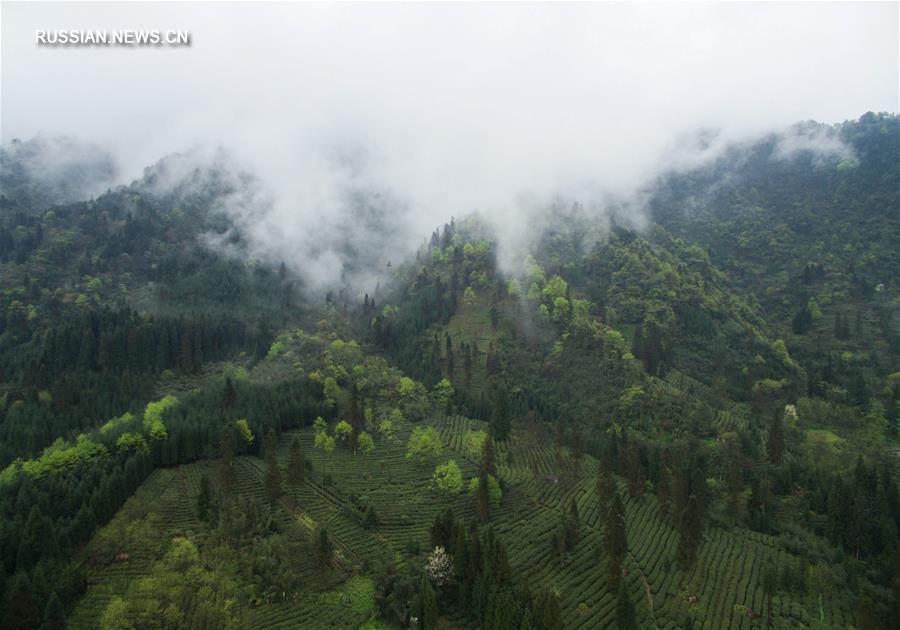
2;2;898;287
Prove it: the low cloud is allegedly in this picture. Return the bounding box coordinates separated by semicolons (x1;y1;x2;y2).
2;3;896;291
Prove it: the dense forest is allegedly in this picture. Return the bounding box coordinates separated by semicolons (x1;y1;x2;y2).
0;113;898;629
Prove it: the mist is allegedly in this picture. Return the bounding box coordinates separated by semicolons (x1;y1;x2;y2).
2;2;897;290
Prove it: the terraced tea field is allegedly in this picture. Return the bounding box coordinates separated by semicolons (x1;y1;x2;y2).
73;413;856;628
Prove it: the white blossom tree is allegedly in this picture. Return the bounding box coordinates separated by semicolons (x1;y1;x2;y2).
425;545;454;587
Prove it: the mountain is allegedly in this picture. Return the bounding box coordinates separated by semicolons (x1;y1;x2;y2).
0;113;898;629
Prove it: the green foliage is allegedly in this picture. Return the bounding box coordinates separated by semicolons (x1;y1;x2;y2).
235;418;254;445
463;429;488;458
115;432;148;454
334;420;353;444
432;378;454;407
542;275;568;302
431;459;463;494
314;431;336;453
377;418;396;442
358;431;375;455
143;395;178;441
398;376;417;398
97;537;237;629
323;377;340;408
99;412;134;435
266;339;284;360
468;473;501;506
405;426;443;463
1;434;108;485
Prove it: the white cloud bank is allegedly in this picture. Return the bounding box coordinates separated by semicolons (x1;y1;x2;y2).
2;2;897;288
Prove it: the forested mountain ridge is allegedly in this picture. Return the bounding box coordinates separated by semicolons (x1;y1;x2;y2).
0;114;898;629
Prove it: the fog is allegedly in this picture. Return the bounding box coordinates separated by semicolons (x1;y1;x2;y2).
2;2;897;288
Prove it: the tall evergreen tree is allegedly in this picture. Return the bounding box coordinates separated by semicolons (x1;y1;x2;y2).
315;528;333;570
219;429;237;495
490;388;511;442
196;474;212;521
677;493;703;569
40;591;66;630
767;410;784;465
419;574;438;630
287;437;305;486
614;581;637;630
264;429;283;503
476;471;491;522
481;437;496;477
657;465;671;519
604;490;627;589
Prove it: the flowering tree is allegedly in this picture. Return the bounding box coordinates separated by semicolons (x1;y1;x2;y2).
425;546;454;587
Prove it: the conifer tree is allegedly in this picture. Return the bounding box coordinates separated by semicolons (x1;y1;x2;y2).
481;437;496;477
626;441;644;497
315;528;333;570
490;388;511;441
263;429;282;503
42;591;66;630
287;437;305;486
476;472;491;522
614;581;637;630
596;458;616;507
219;429;237;495
196;474;212;521
604;490;627;589
657;465;671;519
570;429;583;479
767;409;784;465
223;376;236;410
419;573;438;630
677;493;703;569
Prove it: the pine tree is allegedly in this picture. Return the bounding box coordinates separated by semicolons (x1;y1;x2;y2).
670;458;690;530
419;574;438;630
570;429;583;479
490;388;511;442
219;429;237;495
41;591;66;630
677;493;703;569
264;429;283;503
725;444;744;521
553;422;564;474
531;589;562;630
614;581;637;630
481;437;496;477
563;498;579;551
287;437;305;486
196;474;212;521
596;458;615;506
223;376;236;409
315;528;333;570
446;334;455;377
656;465;671;519
432;334;442;371
17;506;55;571
476;471;491;522
430;508;455;550
767;410;784;465
626;441;644;497
362;504;378;530
348;389;363;452
604;491;627;589
3;574;39;630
